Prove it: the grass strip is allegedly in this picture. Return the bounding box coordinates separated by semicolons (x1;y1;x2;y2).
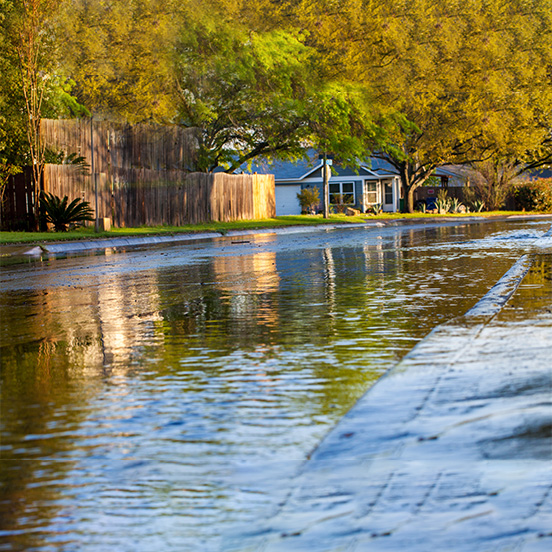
0;211;538;244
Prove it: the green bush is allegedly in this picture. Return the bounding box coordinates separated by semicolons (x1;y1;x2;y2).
331;193;354;213
297;186;320;214
39;192;95;232
513;179;552;212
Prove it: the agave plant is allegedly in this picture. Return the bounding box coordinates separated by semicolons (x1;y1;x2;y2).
39;192;95;232
436;189;451;214
435;197;450;214
450;197;465;213
472;199;485;212
367;203;383;215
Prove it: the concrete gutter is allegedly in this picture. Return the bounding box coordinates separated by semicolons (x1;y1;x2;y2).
240;230;552;551
2;222;387;257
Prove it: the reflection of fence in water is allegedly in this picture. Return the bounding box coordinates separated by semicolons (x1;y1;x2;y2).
213;251;280;328
94;272;164;369
213;251;280;295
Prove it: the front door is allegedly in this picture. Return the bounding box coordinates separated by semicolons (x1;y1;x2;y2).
383;180;394;211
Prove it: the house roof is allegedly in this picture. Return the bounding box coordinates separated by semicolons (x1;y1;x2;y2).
243;152;319;180
241;152;478;183
529;167;552;179
242;152;400;182
367;157;401;176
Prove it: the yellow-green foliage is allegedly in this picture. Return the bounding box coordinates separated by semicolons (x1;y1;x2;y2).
514;179;552;212
297;187;320;213
1;0;551;208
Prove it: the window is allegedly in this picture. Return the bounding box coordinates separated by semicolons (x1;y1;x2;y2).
365;181;378;204
329;182;355;204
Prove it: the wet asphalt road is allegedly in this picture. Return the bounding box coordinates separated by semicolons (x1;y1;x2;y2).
1;217;551;551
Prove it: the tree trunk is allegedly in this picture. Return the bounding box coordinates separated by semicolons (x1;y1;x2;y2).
406;186;416;213
399;164;417;213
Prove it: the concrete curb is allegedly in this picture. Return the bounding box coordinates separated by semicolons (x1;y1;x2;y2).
2;214;546;257
464;254;534;318
248;231;552;551
41;231;224;254
2;214;551;258
5;222;387;256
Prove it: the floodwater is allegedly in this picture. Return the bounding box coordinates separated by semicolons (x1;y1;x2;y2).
0;217;550;552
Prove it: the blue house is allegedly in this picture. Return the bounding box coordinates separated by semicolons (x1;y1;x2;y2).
243;154;402;216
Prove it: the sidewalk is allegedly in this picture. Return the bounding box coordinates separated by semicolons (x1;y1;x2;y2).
247;238;552;550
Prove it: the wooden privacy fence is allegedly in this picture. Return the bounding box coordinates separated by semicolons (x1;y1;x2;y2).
1;168;35;230
43;165;275;227
41;118;199;172
1;119;276;229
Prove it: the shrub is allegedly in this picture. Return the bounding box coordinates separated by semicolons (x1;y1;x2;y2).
39;192;95;232
466;159;519;211
297;186;320;214
331;193;354;214
513;179;552;212
450;197;465;213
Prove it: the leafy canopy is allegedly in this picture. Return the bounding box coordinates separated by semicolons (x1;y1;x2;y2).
174;4;392;172
279;0;552;211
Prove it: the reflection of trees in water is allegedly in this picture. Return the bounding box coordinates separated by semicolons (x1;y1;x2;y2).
2;226;544;550
500;254;552;319
0;274;167;550
0;291;95;549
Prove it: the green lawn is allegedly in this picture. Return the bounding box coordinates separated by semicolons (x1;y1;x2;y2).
0;211;541;244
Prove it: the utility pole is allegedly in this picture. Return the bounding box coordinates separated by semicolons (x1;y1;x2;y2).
91;116;99;232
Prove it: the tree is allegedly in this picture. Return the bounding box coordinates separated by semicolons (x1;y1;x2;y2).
58;0;182;123
0;0;26;219
1;0;86;228
175;24;312;172
365;0;552;211
465;159;522;211
52;0;397;176
285;0;552;211
174;0;395;173
7;0;60;227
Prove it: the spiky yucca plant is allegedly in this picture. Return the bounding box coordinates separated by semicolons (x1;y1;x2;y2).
39;192;95;232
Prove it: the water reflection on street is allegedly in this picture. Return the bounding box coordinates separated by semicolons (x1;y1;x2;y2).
0;218;550;551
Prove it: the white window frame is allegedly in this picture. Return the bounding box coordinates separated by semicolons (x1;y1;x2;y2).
364;180;380;205
329;181;355;205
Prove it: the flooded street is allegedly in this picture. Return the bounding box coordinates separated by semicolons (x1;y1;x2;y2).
0;217;550;551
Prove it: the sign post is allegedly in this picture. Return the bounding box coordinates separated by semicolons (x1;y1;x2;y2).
319;154;333;219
